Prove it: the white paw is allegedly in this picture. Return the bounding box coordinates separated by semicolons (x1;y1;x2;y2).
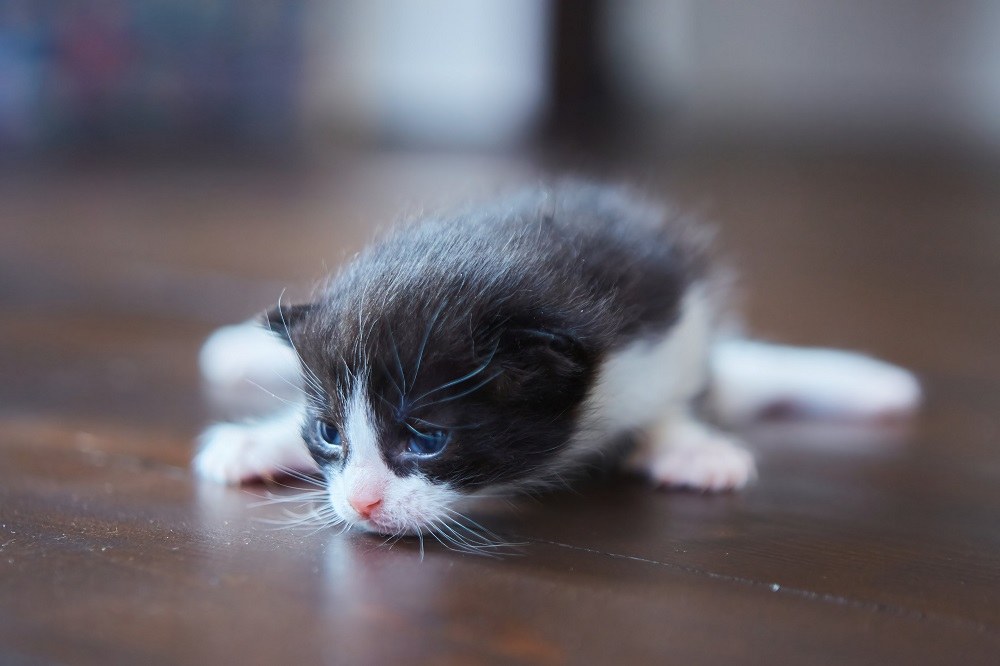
649;427;756;492
193;422;316;485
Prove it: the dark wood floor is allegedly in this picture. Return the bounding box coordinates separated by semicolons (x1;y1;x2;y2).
2;149;1000;664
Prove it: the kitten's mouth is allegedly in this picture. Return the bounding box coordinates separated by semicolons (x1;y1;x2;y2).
353;516;417;537
344;506;519;555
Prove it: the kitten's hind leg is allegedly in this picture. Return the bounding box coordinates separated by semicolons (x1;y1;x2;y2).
193;406;317;485
632;411;756;492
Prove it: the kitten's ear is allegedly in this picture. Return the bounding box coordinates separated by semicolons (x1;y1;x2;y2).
492;323;592;403
262;303;314;344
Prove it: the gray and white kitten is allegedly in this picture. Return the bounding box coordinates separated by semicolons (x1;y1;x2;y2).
194;181;919;537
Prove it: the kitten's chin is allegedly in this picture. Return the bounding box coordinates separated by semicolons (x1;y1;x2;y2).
352;519;386;535
353;517;413;536
348;511;433;537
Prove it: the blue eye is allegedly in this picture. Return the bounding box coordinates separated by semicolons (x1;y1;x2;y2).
407;430;449;457
315;420;342;454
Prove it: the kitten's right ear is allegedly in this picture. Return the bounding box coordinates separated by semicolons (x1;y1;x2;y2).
262;303;314;344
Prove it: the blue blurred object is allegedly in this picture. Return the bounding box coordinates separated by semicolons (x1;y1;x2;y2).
0;0;304;156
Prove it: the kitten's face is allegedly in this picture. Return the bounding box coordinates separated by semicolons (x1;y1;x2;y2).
301;371;470;536
271;302;595;536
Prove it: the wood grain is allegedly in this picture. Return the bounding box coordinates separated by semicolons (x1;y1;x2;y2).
2;151;999;664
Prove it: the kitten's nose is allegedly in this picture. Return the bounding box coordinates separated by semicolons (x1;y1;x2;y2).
349;494;383;519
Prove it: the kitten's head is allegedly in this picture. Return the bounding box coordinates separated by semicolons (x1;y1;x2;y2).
264;298;596;536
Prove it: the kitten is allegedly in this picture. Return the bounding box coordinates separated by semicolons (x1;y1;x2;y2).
194;181;920;537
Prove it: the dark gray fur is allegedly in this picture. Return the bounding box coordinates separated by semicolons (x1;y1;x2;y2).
268;181;713;490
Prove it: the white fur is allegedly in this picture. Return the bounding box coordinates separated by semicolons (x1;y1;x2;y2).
586;286;714;434
342;384;382;471
193;406;317;484
643;416;756;491
328;464;460;536
565;286;755;490
711;339;922;424
336;385;391;518
199;321;301;392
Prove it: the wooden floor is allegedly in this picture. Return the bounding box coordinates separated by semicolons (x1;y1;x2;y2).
2;148;999;664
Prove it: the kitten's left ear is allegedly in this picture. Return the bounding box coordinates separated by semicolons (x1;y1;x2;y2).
492;323;592;403
262;303;314;344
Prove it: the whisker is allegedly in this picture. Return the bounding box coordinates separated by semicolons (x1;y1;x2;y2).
443;518;513;550
377;356;404;402
427;519;477;556
408;416;485;431
429;517;501;557
389;328;408;396
430;518;492;556
244;379;300;407
259;478;320;493
265;371;313;405
426;523;454;552
435;518;482;550
255;506;333;526
245;482;324;498
296;508;349;537
379;531;402;549
412;371;502;410
377;392;403;417
247;492;327;508
443;508;510;543
410;300;448;389
445;514;524;550
272;464;325;486
409;344;499;405
272;290;327;396
255;505;340;530
257;475;323;493
401;421;428;438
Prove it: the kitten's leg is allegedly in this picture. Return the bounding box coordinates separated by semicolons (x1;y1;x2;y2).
710;339;921;425
199;320;301;395
193;406;317;485
632;410;756;492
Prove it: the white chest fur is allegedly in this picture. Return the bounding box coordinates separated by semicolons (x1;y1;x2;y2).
568;286;716;456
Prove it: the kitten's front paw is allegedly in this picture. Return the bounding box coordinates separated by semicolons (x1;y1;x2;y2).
199;322;300;391
193;423;315;485
650;427;756;492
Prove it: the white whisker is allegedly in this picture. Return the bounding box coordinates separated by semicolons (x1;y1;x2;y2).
243;379;301;408
413;371;502;410
409;343;499;405
272;290;327;397
410;300;448;389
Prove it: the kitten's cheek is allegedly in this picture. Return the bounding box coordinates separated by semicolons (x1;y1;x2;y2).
326;480;354;524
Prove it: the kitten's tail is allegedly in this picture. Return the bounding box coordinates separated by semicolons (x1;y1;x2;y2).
709;339;921;425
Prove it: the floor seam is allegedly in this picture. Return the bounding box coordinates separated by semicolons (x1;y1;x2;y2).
525;536;997;636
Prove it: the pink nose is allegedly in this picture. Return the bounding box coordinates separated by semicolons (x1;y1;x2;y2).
349;495;383;519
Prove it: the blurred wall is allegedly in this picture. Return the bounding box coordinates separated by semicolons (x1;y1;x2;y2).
4;1;1000;159
603;0;1000;150
301;0;551;148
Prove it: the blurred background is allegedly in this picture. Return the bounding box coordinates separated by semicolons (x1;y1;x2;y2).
5;0;1000;159
2;0;1000;389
